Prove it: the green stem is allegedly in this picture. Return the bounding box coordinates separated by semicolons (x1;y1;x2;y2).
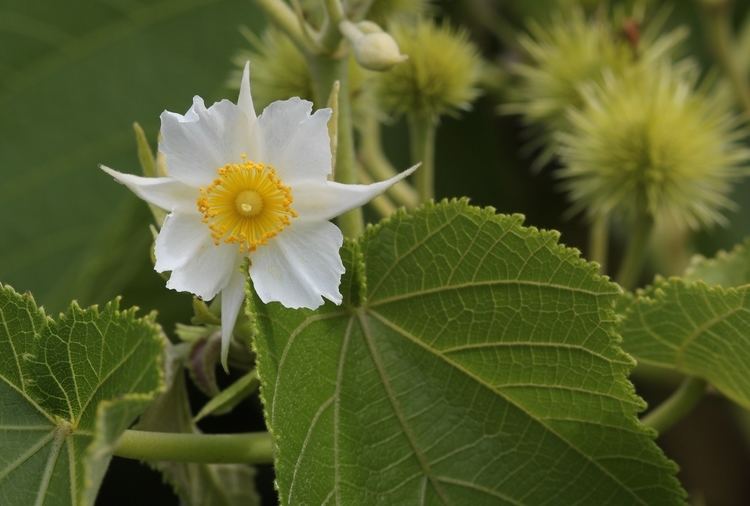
359;115;419;207
408;113;437;203
308;55;364;237
320;0;346;53
588;214;609;274
358;163;398;216
641;377;707;435
615;211;653;291
254;0;308;53
703;1;750;116
114;430;273;464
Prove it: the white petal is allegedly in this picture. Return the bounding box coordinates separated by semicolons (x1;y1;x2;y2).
293;164;420;222
166;238;239;300
159;97;257;187
220;269;246;371
258;98;332;183
237;61;257;122
100;165;196;213
154;213;210;272
250;221;344;309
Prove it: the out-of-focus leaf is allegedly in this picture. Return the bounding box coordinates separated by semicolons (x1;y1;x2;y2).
0;0;262;312
684;238;750;287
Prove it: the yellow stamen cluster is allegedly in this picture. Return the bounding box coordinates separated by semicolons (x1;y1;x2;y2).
197;161;297;251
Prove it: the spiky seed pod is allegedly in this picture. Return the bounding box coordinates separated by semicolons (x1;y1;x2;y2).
376;20;481;119
506;8;686;165
557;64;749;230
229;28;313;110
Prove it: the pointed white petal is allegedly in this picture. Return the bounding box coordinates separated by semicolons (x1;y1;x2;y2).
258;98;332;183
154;213;210;272
249;221;344;309
293;164;420;221
166;238;239;300
237;61;257;122
100;165;197;212
220;269;246;372
159;97;257;187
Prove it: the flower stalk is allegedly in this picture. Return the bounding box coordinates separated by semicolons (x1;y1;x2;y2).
408;113;437;202
641;377;707;435
254;0;308;52
309;54;364;237
114;430;274;464
615;209;653;291
702;0;750;117
359;115;419;207
589;214;609;273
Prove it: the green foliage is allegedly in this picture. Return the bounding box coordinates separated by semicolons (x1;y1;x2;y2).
685;238;750;286
136;343;259;506
251;201;684;505
0;0;262;312
0;284;164;505
621;239;750;408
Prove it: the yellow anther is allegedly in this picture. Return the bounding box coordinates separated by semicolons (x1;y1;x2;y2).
196;161;295;250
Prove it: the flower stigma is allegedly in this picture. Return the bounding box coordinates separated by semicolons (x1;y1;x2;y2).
197;161;297;251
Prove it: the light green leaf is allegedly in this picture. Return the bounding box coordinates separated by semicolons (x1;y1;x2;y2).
684;238;750;287
251;200;684;505
136;343;260;506
620;277;750;409
0;0;263;311
0;283;164;506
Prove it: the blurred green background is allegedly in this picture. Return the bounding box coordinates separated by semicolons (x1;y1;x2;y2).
2;0;750;504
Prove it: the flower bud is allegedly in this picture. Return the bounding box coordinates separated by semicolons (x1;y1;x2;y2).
340;21;407;72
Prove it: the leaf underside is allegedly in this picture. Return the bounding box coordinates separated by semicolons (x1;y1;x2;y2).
621;238;750;409
251;200;685;505
0;284;164;506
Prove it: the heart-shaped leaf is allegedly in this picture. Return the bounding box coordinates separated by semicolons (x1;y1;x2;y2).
0;284;164;505
251;200;684;505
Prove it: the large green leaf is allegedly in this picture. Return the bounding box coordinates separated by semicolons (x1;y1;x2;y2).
620;239;750;409
251;200;684;505
0;0;262;312
0;283;164;505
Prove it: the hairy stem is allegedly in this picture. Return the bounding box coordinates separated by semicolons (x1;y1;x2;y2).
254;0;308;52
703;1;750;117
309;55;364;236
358;163;398;216
588;214;609;273
615;211;653;291
114;430;274;464
641;377;707;435
359;115;419;207
408;113;437;203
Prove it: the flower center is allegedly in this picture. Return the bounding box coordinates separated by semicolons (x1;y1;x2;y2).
197;161;297;251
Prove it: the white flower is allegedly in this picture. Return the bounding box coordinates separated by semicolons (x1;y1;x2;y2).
101;63;417;368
